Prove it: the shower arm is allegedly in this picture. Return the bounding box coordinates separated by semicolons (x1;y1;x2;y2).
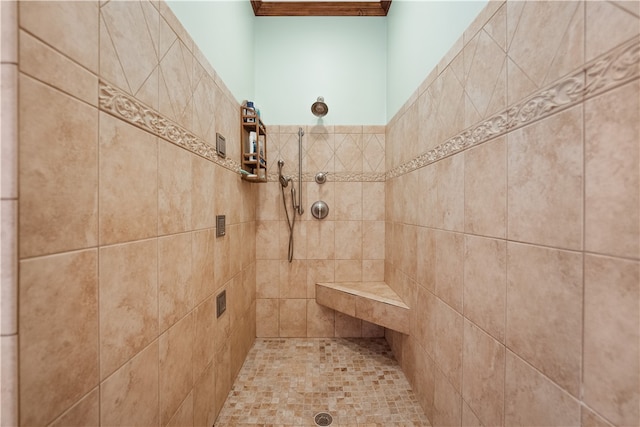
297;127;304;215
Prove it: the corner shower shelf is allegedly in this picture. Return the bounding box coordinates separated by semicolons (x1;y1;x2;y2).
315;282;411;335
240;106;268;182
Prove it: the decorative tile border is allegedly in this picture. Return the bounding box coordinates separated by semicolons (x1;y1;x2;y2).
99;36;638;183
267;171;386;183
99;81;243;174
387;36;640;180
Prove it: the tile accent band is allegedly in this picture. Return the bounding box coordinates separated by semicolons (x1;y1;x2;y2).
386;36;640;180
98;81;243;174
98;37;638;182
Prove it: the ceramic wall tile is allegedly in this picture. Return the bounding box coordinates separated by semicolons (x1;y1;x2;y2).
508;106;583;250
49;388;99;427
506;242;582;397
1;1;17;64
415;226;436;294
306;300;335;337
413;287;437;358
362;221;384;260
581;406;615;427
586;1;640;62
463;235;506;342
362;182;385;221
193;362;216;427
306;220;335;260
335;132;363;173
464;136;506;238
435;231;464;313
191;154;217;230
334;182;363;221
166;392;193;427
464;29;507;121
159;233;193;332
159;39;193;130
585;81;639;259
306;260;335;298
335;221;362;260
99;112;158;245
192;73;217;145
19;1;99;72
192;228;215;305
19;31;97;106
99;240;158;379
279;260;307;299
279;299;306;337
583;254;639;426
462;320;505;427
433;367;462;427
0;335;17;427
100;1;158;99
437;155;464;232
434;298;463;392
256;299;279;338
19;250;99;427
334;312;362;337
19;75;98;258
335;260;362;282
0;64;17;200
362;133;385;173
159;141;193;235
160;313;195;425
100;341;159;427
256;221;281;260
0;200;17;336
505;351;580;427
507;1;584;103
193;295;216;384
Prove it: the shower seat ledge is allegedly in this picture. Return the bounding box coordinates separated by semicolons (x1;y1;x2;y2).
315;281;411;335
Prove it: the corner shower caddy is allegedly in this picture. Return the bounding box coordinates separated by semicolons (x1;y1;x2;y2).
240;105;268;182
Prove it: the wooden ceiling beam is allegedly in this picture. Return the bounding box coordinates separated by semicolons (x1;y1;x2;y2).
251;1;392;17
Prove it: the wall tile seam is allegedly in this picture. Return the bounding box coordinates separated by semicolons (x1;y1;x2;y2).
98;80;243;176
386;36;640;180
387;219;640;263
16;26;98;77
266;172;385;183
18;69;98;114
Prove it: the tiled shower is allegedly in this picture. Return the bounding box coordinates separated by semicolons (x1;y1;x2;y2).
1;1;638;426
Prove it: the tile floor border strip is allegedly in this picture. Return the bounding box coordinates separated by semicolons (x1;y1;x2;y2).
98;80;243;175
386;36;640;180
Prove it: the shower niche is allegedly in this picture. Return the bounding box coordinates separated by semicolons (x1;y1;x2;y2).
240;105;268;182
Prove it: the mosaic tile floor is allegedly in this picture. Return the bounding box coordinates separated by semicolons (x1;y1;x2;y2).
215;338;430;427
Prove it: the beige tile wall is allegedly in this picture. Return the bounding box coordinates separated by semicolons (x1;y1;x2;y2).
12;1;256;426
385;1;639;426
256;125;387;338
1;0;19;426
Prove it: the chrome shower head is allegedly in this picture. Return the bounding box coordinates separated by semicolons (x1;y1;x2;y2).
311;97;328;118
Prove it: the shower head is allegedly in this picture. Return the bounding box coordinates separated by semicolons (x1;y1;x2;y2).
277;159;289;188
311;97;328;118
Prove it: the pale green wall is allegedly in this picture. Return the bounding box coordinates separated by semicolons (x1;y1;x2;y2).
386;0;487;120
254;17;387;125
166;0;487;125
166;0;255;102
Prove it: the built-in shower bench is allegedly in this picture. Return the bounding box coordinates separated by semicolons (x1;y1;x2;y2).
315;282;410;335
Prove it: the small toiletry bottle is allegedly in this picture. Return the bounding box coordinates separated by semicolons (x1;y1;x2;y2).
249;131;257;161
246;101;255;123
